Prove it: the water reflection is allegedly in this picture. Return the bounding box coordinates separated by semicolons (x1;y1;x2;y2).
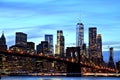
1;76;120;80
39;78;53;80
1;76;62;80
38;77;60;80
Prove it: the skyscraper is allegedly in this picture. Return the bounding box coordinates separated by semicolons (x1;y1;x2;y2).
45;34;53;54
16;32;27;47
56;30;65;57
108;47;115;69
82;43;87;57
36;41;48;54
97;34;103;59
27;42;35;50
89;27;97;60
9;32;27;52
27;42;35;54
116;61;120;73
76;22;84;47
0;32;7;50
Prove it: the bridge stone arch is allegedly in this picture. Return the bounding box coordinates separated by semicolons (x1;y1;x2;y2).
66;47;80;61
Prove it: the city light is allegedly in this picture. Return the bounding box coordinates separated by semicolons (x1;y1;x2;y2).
0;21;120;77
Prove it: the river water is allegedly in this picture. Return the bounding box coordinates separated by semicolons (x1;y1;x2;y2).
1;76;120;80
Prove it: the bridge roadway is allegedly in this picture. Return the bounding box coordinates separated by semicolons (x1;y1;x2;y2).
0;50;116;76
0;50;79;64
0;50;82;76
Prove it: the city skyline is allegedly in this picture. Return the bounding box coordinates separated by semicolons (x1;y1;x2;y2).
1;0;120;78
0;32;119;76
0;0;120;62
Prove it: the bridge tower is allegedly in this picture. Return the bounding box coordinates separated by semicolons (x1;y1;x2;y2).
66;47;81;76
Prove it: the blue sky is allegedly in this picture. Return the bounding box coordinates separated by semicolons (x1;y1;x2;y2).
0;0;120;61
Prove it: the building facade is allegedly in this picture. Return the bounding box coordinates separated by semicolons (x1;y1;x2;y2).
108;47;115;69
55;30;65;57
27;42;35;54
27;42;35;50
89;27;97;60
97;34;103;60
16;32;27;47
45;34;54;54
116;61;120;73
76;22;84;47
10;32;27;53
37;41;48;54
81;43;87;57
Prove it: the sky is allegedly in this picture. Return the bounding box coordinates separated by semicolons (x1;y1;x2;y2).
0;0;120;62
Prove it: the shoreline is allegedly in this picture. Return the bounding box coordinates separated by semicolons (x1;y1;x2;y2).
1;73;120;77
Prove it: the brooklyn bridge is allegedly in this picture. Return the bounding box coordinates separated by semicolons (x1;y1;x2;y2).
0;48;116;77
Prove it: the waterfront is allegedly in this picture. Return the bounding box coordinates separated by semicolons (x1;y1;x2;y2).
0;0;120;79
1;76;120;80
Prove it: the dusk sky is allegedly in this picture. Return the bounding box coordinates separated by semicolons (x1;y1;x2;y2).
0;0;120;61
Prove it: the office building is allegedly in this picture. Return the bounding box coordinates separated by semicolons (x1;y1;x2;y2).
55;30;65;57
27;42;35;54
16;32;27;47
97;34;103;61
45;34;53;54
89;27;97;60
9;32;27;52
108;47;115;69
82;43;87;57
27;42;35;50
37;41;48;54
116;61;120;73
76;22;84;47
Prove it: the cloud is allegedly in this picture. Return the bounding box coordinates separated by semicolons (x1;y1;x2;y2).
0;0;120;52
113;46;120;49
102;41;120;51
65;43;76;47
103;41;120;46
1;0;119;17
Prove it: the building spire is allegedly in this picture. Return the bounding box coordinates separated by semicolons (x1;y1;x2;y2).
1;31;5;39
76;19;84;47
0;31;6;45
0;31;7;50
77;18;83;25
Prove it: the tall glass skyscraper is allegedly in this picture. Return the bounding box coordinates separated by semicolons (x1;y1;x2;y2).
76;22;84;48
45;34;53;54
56;30;64;57
89;27;97;59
